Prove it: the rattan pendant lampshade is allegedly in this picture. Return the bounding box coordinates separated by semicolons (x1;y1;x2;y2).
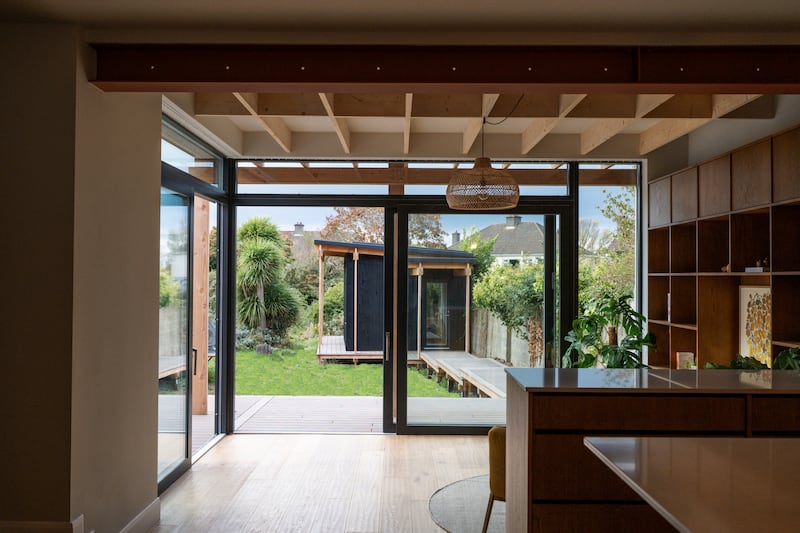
446;121;519;210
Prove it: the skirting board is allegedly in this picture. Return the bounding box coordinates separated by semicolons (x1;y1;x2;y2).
120;498;160;533
0;515;82;532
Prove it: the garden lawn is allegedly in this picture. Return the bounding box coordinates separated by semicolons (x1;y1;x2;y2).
235;339;458;397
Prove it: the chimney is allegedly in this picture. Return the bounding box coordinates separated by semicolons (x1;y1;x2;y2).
293;222;304;238
505;215;522;228
451;231;461;247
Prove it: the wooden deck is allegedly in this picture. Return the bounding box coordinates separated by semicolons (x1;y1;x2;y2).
317;335;383;364
419;350;509;398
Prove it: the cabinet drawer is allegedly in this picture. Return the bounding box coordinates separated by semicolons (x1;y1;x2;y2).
751;396;800;433
532;394;746;431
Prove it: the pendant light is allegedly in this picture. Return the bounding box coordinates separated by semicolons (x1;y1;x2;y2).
446;118;519;210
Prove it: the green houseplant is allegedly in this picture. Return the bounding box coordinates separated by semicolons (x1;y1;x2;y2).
562;293;655;368
705;347;800;370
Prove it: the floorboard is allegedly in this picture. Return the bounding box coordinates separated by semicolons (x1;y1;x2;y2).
154;434;488;533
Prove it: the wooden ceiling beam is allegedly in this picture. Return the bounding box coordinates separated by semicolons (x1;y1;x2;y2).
93;44;800;93
319;92;351;154
521;94;586;154
580;94;673;155
639;94;762;154
230;165;634;186
462;93;499;154
232;92;292;152
404;93;412;154
195;92;250;115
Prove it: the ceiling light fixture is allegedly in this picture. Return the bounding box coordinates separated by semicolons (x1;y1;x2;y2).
446;118;519;210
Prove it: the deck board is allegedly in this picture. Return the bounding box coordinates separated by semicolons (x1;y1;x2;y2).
316;335;383;363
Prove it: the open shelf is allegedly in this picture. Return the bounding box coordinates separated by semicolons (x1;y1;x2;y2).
646;125;800;368
647;322;670;367
730;208;770;272
647;276;669;322
670;223;696;273
697;216;729;273
771;203;800;272
670;326;697;368
772;275;800;346
697;276;738;367
669;276;696;324
648;227;669;273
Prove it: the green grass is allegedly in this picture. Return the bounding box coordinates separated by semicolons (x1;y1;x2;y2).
235;339;457;397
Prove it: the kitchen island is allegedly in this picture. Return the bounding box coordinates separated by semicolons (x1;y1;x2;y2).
505;368;800;532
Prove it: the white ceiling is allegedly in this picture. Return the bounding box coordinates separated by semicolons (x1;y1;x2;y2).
3;0;800;33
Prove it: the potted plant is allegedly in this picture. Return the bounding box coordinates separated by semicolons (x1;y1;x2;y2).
562;292;655;368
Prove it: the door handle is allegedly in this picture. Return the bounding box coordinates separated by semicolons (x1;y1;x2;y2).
384;332;391;363
192;348;198;375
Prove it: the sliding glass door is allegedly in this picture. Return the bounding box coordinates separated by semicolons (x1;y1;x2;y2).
158;187;191;483
396;209;564;431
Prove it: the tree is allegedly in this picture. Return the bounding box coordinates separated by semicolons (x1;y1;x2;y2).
159;267;179;308
320;207;446;248
321;207;384;243
457;227;497;281
236;217;301;339
409;214;446;248
473;262;544;339
579;187;636;306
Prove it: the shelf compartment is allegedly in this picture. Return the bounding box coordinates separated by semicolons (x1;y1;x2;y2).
697;276;739;367
771;203;800;272
772;275;800;346
669;276;696;324
647;276;669;322
730;209;770;272
697;216;729;273
648;228;669;273
647;322;670;367
670;326;697;369
670;222;696;273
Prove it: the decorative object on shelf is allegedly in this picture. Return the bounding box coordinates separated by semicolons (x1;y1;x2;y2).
677;351;696;369
739;285;772;366
446;118;519;210
562;292;656;368
721;264;730;272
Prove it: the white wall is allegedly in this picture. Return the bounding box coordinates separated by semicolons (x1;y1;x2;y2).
0;23;161;532
71;41;162;532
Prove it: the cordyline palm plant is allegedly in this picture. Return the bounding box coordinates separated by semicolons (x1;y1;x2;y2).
562;293;656;368
236;218;301;339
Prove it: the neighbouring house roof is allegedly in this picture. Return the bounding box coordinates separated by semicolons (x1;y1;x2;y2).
451;219;545;257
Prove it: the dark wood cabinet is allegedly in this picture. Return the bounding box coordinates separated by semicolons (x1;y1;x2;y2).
506;369;800;532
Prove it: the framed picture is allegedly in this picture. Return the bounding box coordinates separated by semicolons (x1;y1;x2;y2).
739;285;772;366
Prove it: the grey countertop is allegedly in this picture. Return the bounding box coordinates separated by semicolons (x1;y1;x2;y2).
505;367;800;393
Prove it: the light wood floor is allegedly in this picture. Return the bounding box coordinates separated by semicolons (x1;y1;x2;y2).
153;433;488;533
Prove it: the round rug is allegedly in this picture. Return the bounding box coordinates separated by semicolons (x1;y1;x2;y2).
428;474;505;533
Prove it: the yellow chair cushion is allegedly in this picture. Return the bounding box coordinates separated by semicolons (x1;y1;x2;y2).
488;426;506;500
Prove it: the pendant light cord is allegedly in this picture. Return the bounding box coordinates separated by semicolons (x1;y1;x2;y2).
485;94;525;126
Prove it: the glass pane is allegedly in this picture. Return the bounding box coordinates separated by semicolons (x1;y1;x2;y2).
234;205;385;433
406;212;558;427
158;188;189;480
161;122;222;186
577;164;639;311
237;161;388;194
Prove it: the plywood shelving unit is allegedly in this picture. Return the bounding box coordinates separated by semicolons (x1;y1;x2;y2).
647;125;800;368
